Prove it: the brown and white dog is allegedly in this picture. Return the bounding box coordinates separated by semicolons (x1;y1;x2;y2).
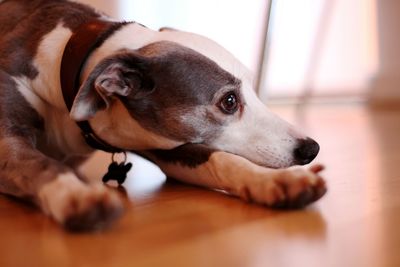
0;0;327;230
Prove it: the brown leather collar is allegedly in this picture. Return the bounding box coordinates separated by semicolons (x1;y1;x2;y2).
60;19;129;153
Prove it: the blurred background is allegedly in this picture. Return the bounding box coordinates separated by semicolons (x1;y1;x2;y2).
78;0;400;107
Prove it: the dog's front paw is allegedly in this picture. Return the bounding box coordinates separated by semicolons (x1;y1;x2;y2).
61;184;124;231
39;174;124;231
238;164;327;209
271;164;327;208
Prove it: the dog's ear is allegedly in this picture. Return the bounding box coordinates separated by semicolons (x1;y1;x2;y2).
70;56;154;121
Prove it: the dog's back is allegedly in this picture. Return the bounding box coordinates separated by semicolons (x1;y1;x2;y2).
0;0;100;78
0;0;64;36
0;0;35;36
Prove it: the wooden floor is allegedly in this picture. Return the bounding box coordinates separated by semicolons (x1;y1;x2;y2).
1;104;400;267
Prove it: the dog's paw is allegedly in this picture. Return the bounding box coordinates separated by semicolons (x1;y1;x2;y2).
238;164;327;209
61;184;124;231
39;174;124;231
271;164;327;208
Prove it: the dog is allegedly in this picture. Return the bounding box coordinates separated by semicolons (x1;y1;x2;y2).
0;0;326;231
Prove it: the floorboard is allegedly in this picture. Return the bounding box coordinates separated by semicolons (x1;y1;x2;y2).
1;104;399;267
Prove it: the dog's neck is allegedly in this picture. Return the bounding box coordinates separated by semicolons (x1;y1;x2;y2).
60;19;129;153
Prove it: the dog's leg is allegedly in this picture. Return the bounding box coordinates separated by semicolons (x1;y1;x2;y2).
146;146;326;208
0;73;123;230
0;136;123;230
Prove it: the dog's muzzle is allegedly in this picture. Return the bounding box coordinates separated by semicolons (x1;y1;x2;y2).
294;138;320;165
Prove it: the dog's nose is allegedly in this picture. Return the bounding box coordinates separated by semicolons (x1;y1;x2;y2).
294;138;320;165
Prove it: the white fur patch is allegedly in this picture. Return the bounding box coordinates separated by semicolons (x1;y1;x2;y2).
19;23;91;156
13;76;47;117
32;23;73;109
210;84;306;168
90;101;183;150
38;172;84;221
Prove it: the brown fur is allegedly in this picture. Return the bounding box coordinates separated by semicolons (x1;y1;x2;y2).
0;70;66;200
0;0;100;78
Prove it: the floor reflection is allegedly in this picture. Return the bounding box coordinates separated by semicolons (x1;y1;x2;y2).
123;153;167;198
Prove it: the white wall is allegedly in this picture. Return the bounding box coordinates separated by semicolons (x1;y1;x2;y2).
368;0;400;104
259;0;379;100
71;0;400;103
76;0;268;75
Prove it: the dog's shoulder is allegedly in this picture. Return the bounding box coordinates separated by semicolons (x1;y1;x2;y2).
0;70;44;140
0;0;102;78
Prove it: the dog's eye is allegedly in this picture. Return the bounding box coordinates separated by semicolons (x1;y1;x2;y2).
219;92;239;114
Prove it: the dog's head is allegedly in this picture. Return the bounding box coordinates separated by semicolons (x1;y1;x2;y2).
70;29;319;168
